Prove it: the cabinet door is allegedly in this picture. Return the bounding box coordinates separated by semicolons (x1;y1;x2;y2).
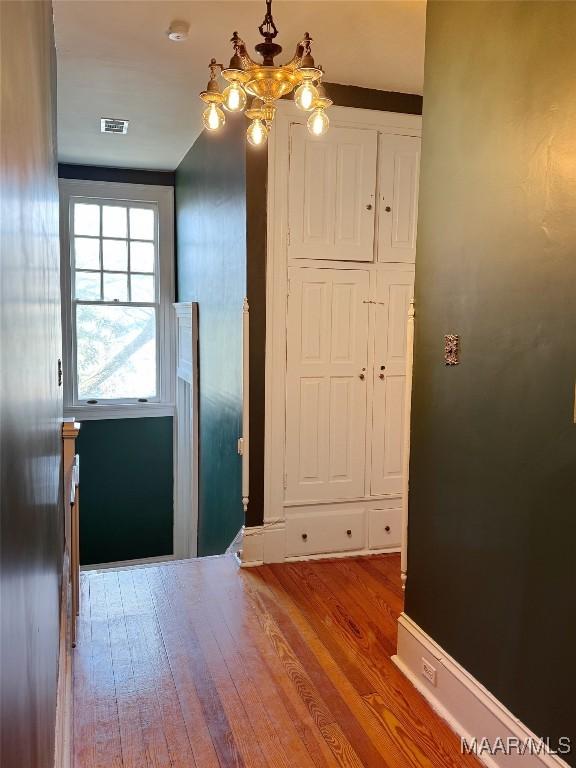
288;125;378;262
378;134;420;263
370;268;414;496
285;267;370;501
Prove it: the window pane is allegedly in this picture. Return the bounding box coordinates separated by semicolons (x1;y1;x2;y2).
130;274;155;302
75;237;100;270
103;272;128;302
103;239;128;271
76;305;156;400
74;203;100;236
75;271;101;300
129;208;154;240
130;241;154;273
103;205;127;238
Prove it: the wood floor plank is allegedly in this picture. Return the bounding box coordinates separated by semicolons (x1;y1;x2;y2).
165;563;276;768
336;557;403;622
269;558;480;768
202;561;340;768
258;561;476;765
142;566;225;768
178;568;302;768
108;569;172;768
74;554;480;768
119;568;198;768
312;559;400;657
101;571;149;768
74;574;96;768
256;565;413;767
242;571;370;768
268;561;393;696
87;573;123;768
177;561;320;768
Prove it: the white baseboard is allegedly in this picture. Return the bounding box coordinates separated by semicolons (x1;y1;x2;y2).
393;613;571;768
239;519;401;567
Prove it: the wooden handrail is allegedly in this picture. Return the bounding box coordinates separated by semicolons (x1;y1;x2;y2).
62;420;80;646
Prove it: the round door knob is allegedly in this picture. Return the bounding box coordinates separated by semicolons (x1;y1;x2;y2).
346;529;352;536
359;373;365;380
366;204;373;210
385;525;391;533
302;533;308;541
385;205;391;212
379;373;385;380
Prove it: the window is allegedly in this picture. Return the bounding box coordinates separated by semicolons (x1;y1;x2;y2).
60;181;174;417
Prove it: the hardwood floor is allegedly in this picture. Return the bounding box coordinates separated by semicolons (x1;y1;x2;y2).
73;554;479;768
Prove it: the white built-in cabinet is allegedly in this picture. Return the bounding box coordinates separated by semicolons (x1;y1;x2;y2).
288;125;419;265
245;103;421;566
288;125;378;262
370;269;415;497
378;134;420;263
285;267;370;501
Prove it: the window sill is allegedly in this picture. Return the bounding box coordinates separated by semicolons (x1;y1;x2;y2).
64;403;175;421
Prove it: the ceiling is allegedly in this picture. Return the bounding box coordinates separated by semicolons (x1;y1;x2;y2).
54;0;426;171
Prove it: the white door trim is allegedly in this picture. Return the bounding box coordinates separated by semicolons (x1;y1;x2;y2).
173;302;199;558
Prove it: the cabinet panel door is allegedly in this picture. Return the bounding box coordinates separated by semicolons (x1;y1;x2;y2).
378;134;420;263
286;267;369;501
288;125;377;262
370;268;414;496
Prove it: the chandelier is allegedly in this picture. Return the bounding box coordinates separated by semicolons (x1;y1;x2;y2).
199;0;332;146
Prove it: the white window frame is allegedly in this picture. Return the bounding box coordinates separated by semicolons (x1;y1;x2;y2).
59;180;175;419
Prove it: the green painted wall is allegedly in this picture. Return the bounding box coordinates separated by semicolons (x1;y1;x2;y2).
176;116;247;556
406;1;576;757
77;417;173;565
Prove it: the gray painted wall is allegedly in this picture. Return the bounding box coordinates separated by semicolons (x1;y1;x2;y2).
0;2;63;765
406;1;576;757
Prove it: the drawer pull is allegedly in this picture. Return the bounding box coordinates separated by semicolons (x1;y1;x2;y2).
301;533;308;541
346;529;352;536
385;525;391;533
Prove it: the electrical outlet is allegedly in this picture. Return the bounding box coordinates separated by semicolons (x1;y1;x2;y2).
421;657;437;686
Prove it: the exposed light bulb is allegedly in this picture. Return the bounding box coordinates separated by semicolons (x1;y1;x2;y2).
294;82;318;112
223;83;247;112
307;107;329;136
202;103;225;131
247;119;267;147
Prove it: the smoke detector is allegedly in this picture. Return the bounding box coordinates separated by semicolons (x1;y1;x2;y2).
167;20;189;42
100;118;129;135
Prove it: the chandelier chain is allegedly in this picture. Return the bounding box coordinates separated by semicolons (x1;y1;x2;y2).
258;0;278;42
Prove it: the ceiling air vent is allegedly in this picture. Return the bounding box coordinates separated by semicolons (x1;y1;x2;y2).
100;118;129;135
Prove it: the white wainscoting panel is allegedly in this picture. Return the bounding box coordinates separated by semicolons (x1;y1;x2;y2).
173;302;199;558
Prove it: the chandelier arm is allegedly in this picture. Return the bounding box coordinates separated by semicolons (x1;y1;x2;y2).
230;32;259;70
281;41;307;71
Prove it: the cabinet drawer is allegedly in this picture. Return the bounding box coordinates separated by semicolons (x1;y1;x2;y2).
286;509;366;557
368;507;401;549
